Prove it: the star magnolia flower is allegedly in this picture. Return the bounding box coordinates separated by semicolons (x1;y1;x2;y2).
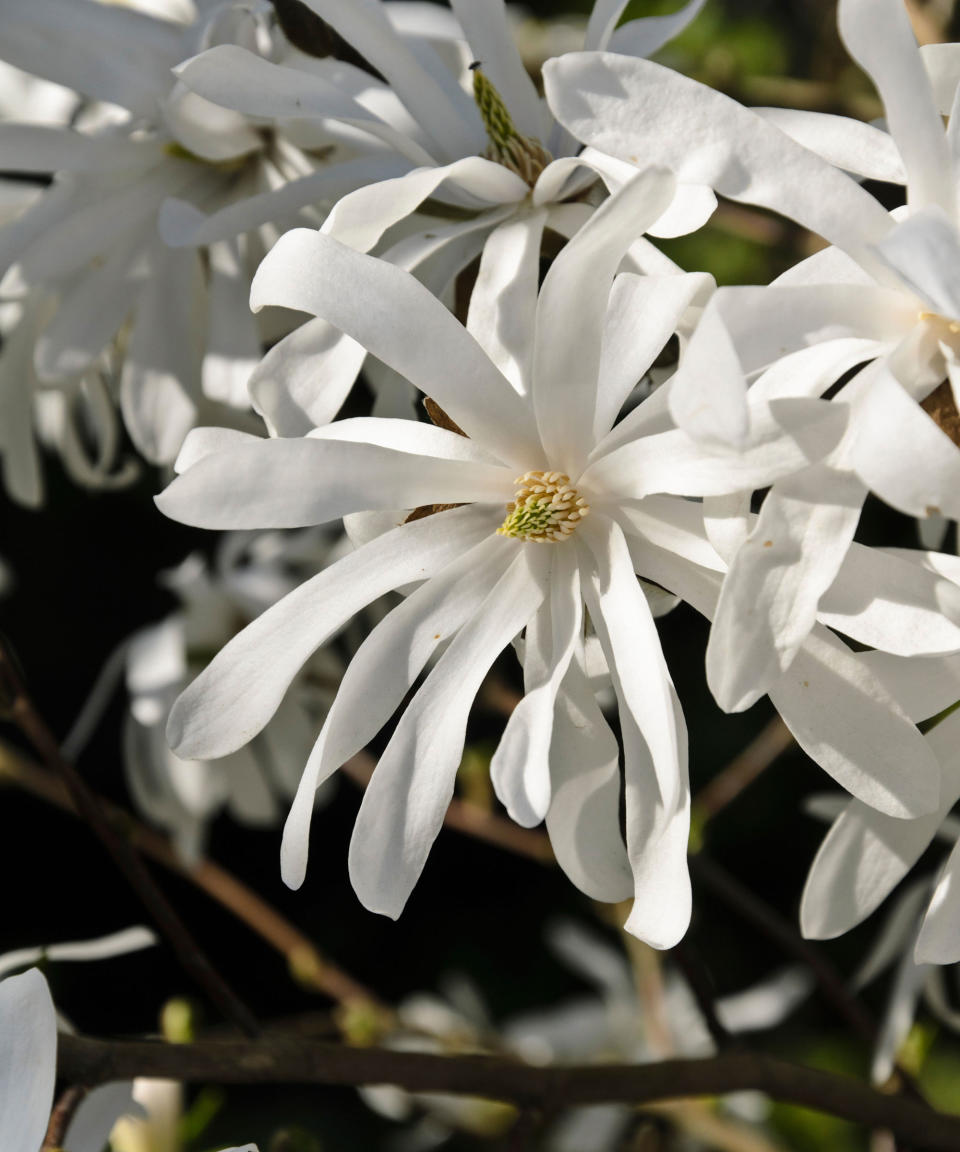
545;0;960;714
156;170;942;946
0;0;387;478
124;532;342;860
172;0;715;435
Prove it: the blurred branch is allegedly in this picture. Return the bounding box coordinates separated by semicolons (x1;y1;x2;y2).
56;1035;960;1151
0;639;259;1038
693;716;793;825
689;854;926;1104
0;737;387;1024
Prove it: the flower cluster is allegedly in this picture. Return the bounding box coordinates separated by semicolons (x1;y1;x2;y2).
6;0;960;1133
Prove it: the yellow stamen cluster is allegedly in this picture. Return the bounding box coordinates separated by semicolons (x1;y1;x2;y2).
498;471;590;543
470;63;552;187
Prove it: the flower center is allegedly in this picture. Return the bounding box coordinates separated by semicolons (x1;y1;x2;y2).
498;471;590;543
470;62;552;187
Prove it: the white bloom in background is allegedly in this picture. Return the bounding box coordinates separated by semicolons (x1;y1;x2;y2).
0;0;387;488
124;531;342;860
172;0;714;434
156;172;940;947
545;0;960;714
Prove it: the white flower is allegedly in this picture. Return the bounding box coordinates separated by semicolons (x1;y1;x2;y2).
545;0;960;713
123;532;342;860
156;172;936;946
173;0;715;434
0;0;377;482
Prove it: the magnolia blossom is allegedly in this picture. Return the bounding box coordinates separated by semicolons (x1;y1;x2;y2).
155;171;944;947
0;0;385;487
173;0;715;434
545;0;960;714
124;532;342;860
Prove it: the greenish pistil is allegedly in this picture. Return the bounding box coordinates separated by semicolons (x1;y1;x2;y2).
470;62;552;187
498;471;590;543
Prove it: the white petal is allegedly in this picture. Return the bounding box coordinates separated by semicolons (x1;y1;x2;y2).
848;355;960;521
173;427;262;474
0;0;182;116
667;284;914;448
0;312;42;507
320;157;526;254
615;495;725;572
580;520;690;948
546;655;633;903
491;547;581;826
838;0;953;214
581;517;683;812
770;625;941;819
249;318;367;437
121;246;203;464
859;649;960;723
852;880;930;989
920;42;960;112
872;206;960;319
202;238;260;409
250;229;541;466
543;54;895;268
533;167;676;475
157;436;513;529
707;465;866;712
754;108;906;184
175;46;436;165
916;840;960;963
297;0;481;159
34;234;140;380
308;417;502;464
800;706;957;938
166;506;495;759
820;543;960;655
871;946;929;1084
281;533;512;888
448;0;546;140
605;0;708;57
0;125;155;174
584;397;848;500
348;546;548;917
0;969;56;1152
595;270;713;443
158;155;412;249
466;208;547;394
64;1082;139;1152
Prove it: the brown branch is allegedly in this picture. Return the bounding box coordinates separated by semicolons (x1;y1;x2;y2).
0;739;387;1020
689;854;926;1103
42;1084;87;1149
693;716;794;823
56;1036;960;1151
0;642;259;1036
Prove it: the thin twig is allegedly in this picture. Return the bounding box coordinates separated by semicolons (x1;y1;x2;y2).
0;739;387;1019
0;641;259;1038
60;638;128;762
56;1036;960;1151
42;1084;87;1150
693;716;794;824
339;752;554;864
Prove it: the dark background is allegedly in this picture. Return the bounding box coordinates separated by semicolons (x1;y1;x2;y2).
2;2;959;1149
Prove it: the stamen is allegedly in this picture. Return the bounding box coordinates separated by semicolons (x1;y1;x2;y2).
470;62;552;187
498;470;590;543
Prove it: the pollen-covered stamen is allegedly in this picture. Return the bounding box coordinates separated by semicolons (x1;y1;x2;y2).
498;470;590;543
470;62;552;187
